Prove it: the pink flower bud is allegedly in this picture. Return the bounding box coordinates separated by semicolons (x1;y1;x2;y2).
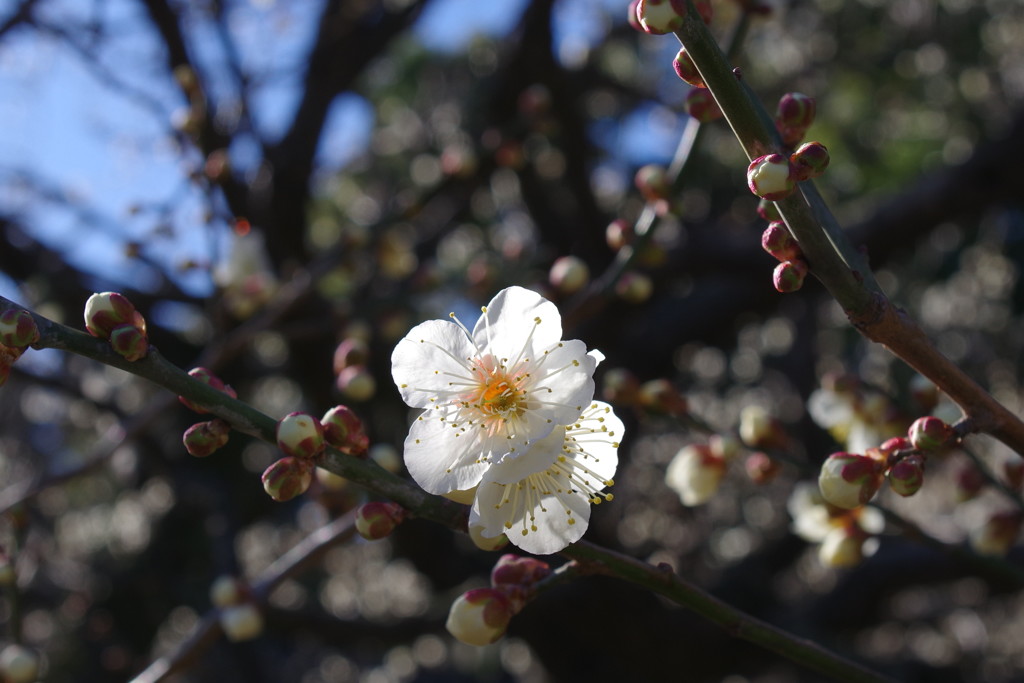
672;48;703;87
355;501;406;540
818;452;884;509
276;411;326;459
970;510;1023;557
261;456;314;502
0;644;39;683
773;259;809;293
490;554;551;590
775;93;816;147
888;454;925;497
907;416;955;452
179;367;238;414
744;451;781;484
789;141;830;181
0;309;39;348
761;222;802;262
638;378;688;416
321;405;369;456
445;588;515;646
756;198;782;222
634;164;670;202
665;444;726;506
84;291;144;339
549;255;591;294
336;364;377;401
219;603;264;642
615;271;653;304
109;322;149;362
605;219;632;250
684;87;722;123
747;154;797;201
333;337;370;374
183;418;232;458
635;0;688;35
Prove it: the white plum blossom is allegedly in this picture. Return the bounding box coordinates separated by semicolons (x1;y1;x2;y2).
391;286;600;495
470;401;622;555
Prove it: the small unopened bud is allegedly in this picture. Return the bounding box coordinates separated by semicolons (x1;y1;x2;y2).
333;337;370;374
634;164;670;202
761;222;802;262
665;444;726;506
446;588;515;646
747;154;797;201
605;219;632;250
888;454;925;497
636;0;687;35
336;365;377;401
818;526;868;568
84;291;143;339
638;378;687;416
775;92;816;147
179;367;237;414
744;451;781;484
0;644;39;683
0;309;39;348
672;48;703;87
790;141;830;181
490;554;551;590
355;501;406;540
262;456;314;502
615;271;653;304
276;411;325;459
970;510;1023;557
818;452;884;509
219;603;264;642
210;575;247;608
549;256;591;295
773;259;809;293
738;405;787;450
602;367;641;405
321;405;369;456
183;418;231;457
907;416;955;452
757;198;782;222
109;322;149;361
684;87;722;123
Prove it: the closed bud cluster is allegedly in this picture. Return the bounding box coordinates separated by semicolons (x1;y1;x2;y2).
970;510;1023;557
0;309;39;348
321;405;369;456
745;451;781;484
183;418;232;457
638;378;687;416
775;92;816;147
672;48;703;87
262;456;314;502
772;259;809;293
747;154;797;201
84;292;149;362
818;452;885;509
355;501;406;540
761;222;802;262
790;141;830;181
178;367;237;413
0;644;40;683
634;164;670;202
665;444;726;506
635;0;687;34
276;411;326;459
684;87;722;123
908;416;955;452
888;454;925;497
446;588;516;647
549;255;591;295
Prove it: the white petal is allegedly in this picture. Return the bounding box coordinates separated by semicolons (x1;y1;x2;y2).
391;319;478;409
487;430;563;485
524;339;597;427
473;286;562;361
403;409;491;494
564;401;622;483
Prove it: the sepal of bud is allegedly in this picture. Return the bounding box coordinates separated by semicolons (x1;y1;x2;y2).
888;454;925;497
179;367;237;414
219;603;264;642
665;444;726;506
84;292;142;339
183;418;231;457
0;644;40;683
109;322;149;361
261;457;314;502
761;222;802;262
775;93;816;147
773;259;809;293
0;309;39;348
321;405;369;456
355;501;406;540
684;87;722;123
672;48;703;87
790;141;830;181
445;588;515;646
276;411;325;459
549;256;590;295
635;0;687;35
747;154;797;201
818;452;884;509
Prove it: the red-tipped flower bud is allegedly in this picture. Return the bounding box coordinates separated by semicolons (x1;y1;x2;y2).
276;411;326;459
183;418;231;457
490;554;551;590
549;255;591;295
761;222;802;262
635;0;687;34
0;309;39;348
672;48;703;87
790;141;830;181
109;322;149;361
747;154;797;201
773;259;809;293
908;416;955;452
684;87;722;123
888;454;925;497
665;444;726;506
818;452;884;509
261;456;314;502
84;292;144;339
178;367;238;414
775;92;816;147
445;588;516;646
321;405;369;456
355;501;406;540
